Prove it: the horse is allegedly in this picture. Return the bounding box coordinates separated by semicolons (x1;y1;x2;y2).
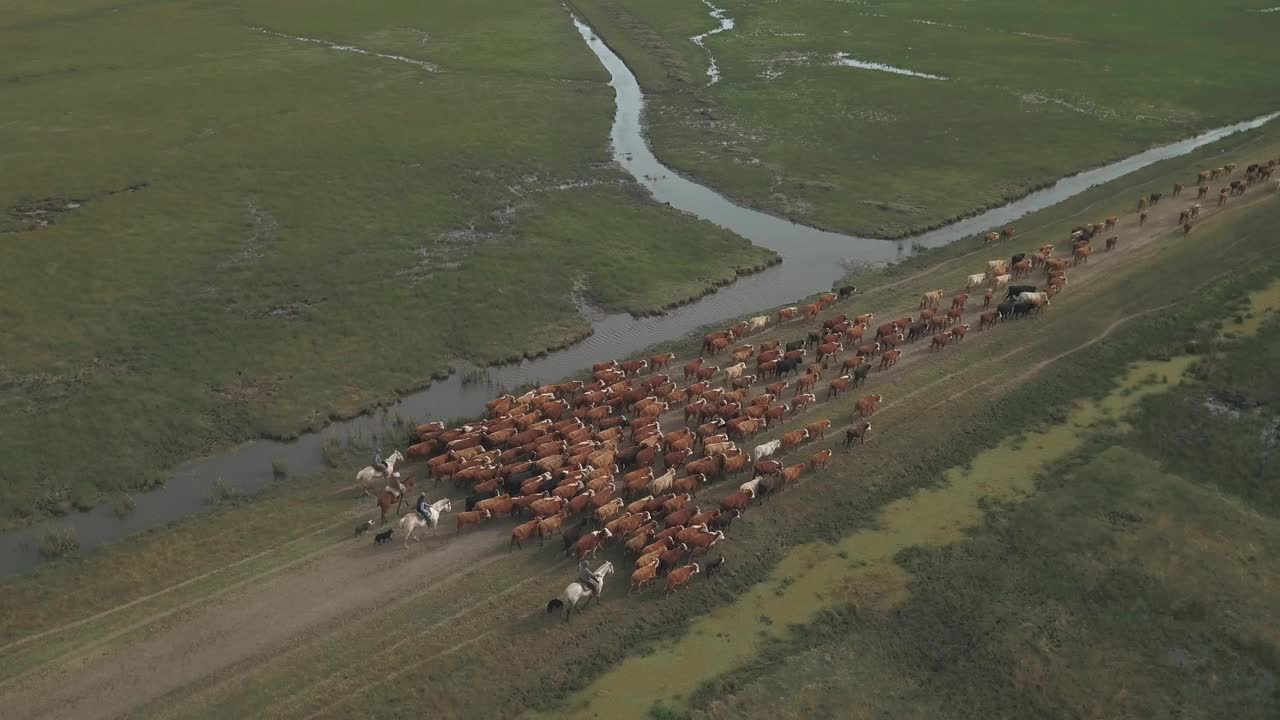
546;561;614;622
377;474;416;524
357;450;404;495
398;498;452;546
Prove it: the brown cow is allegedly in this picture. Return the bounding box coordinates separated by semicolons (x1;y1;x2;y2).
640;536;674;558
790;393;817;414
686;530;724;555
664;563;700;596
593;498;624;525
659;543;692;574
949;324;970;342
808;449;832;471
720;488;754;513
455;509;491;532
804;418;831;440
509;518;542;551
793;373;817;396
630;559;661;594
780;464;804;488
855;394;883;417
573;529;612;559
979;311;1000;331
538;511;570;544
649;352;676;371
827;374;852;399
843;421;871;447
780;429;809;452
931;334;951;352
879;348;902;370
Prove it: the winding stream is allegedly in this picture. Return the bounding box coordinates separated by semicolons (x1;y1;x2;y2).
1;15;1275;576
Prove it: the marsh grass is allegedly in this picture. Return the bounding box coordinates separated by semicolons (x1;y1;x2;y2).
39;528;79;560
0;0;773;526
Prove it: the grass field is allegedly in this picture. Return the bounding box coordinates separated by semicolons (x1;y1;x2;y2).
570;0;1280;237
0;0;775;524
1;134;1277;719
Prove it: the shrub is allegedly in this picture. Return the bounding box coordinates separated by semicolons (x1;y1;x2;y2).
40;526;79;559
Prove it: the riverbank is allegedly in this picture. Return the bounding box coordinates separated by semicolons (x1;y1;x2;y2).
1;142;1276;717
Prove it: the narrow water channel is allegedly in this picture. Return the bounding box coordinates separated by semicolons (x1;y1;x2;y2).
1;14;1274;576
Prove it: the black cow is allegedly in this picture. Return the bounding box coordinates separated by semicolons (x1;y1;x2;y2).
851;361;872;387
561;521;588;554
906;320;929;343
1010;253;1026;268
774;357;802;378
1004;285;1036;302
996;301;1015;318
1012;301;1035;319
1148;192;1163;205
806;330;823;348
837;284;857;299
784;339;805;352
710;509;741;531
464;491;496;512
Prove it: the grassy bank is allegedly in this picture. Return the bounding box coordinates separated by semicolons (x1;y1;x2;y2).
0;0;774;525
570;0;1280;237
2;162;1277;717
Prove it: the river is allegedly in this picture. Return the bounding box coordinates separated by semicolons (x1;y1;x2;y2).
1;15;1274;576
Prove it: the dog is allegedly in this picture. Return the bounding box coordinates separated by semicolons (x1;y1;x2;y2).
374;528;393;545
706;554;726;578
354;519;374;538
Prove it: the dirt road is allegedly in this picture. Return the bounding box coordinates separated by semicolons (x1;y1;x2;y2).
2;175;1276;720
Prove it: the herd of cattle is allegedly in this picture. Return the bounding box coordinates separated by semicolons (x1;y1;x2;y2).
374;152;1279;602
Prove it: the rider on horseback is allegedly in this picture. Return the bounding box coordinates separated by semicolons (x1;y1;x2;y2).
415;493;431;522
375;447;404;497
577;557;600;599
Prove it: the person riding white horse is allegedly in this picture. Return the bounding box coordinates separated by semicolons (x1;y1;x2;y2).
414;493;431;523
577;557;601;600
547;561;614;620
374;448;404;497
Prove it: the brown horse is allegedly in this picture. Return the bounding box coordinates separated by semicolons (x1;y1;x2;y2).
378;475;416;524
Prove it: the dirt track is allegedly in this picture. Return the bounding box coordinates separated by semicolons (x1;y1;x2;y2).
2;178;1276;720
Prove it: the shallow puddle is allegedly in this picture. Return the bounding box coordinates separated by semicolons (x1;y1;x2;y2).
1231;279;1280;337
832;52;947;80
540;355;1197;719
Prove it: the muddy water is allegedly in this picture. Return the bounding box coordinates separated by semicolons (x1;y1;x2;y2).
1;15;1274;577
543;356;1198;719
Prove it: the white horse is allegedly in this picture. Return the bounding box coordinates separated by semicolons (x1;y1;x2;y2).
546;561;614;621
398;498;452;546
356;450;404;495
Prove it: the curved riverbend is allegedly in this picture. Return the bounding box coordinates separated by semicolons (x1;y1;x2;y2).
1;15;1274;576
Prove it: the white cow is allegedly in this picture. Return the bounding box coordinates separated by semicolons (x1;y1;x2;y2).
991;273;1012;290
1017;291;1049;304
752;439;781;462
724;362;747;380
747;315;769;333
966;273;987;290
